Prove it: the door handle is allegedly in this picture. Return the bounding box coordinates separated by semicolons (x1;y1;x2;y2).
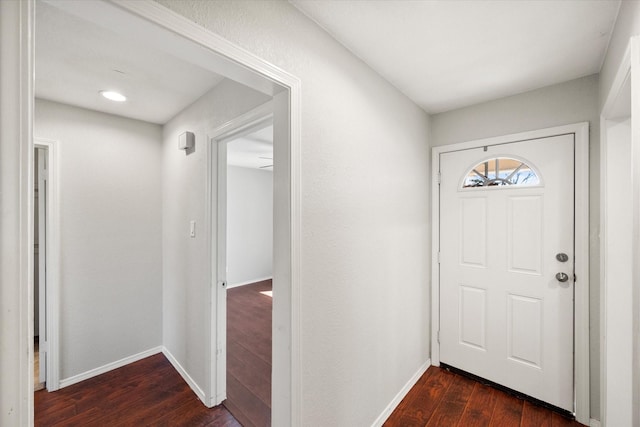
555;272;569;283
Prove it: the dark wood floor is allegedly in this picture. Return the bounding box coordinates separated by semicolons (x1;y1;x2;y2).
35;353;240;426
35;279;584;427
225;280;272;427
384;366;586;427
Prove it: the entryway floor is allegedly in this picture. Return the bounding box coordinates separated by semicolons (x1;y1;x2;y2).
383;366;586;426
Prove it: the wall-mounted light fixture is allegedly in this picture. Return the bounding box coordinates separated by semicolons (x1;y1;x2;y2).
178;131;195;152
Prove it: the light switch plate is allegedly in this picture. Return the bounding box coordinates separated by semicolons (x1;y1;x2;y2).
190;220;196;238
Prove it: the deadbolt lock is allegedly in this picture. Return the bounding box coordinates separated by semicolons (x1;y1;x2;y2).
556;253;569;262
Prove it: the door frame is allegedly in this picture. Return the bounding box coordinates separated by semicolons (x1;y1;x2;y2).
206;101;274;407
599;35;639;427
431;122;590;424
33;138;60;392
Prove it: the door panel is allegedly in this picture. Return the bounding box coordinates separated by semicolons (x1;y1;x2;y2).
439;134;574;411
507;196;542;274
459;285;486;350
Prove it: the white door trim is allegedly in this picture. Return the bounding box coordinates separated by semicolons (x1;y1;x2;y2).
33;138;60;392
431;122;590;424
631;36;640;427
600;39;632;427
206;102;274;407
2;0;35;424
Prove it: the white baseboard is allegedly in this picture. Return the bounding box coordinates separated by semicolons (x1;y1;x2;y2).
227;276;273;289
59;346;162;389
162;346;206;404
590;419;601;427
371;359;432;427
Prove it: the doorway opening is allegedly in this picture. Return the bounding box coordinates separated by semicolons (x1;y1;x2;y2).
210;105;274;425
33;138;59;394
224;123;273;425
27;1;300;425
224;120;274;425
34;145;46;392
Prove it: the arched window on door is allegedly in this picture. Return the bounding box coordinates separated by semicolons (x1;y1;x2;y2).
462;157;541;188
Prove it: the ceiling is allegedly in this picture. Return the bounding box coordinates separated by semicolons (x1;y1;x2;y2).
228;125;274;171
35;0;622;123
291;0;621;114
35;0;226;125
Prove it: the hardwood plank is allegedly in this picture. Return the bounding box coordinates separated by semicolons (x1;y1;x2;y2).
34;401;77;427
227;339;271;405
160;402;241;427
425;373;476;427
48;407;103;427
225;372;271;427
457;382;498;427
521;400;552;427
488;392;524;427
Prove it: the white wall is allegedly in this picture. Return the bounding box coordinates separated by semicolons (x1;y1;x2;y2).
162;79;271;398
34;99;163;380
226;165;273;287
602;117;632;426
156;1;432;425
431;74;601;419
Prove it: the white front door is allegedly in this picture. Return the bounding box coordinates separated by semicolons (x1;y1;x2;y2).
439;134;575;411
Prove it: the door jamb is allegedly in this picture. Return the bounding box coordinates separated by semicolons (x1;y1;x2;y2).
431;122;590;424
599;36;640;427
34;138;60;392
206;101;274;407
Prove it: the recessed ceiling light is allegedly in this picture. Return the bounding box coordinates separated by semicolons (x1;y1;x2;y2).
99;90;127;102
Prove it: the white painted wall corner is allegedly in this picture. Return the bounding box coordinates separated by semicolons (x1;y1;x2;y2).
162;347;207;405
226;276;273;289
371;359;431;427
58;346;162;389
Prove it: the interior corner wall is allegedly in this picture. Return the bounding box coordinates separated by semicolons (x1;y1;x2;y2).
430;74;601;419
161;79;271;397
34;98;163;381
155;2;431;425
599;1;640;109
226;165;273;287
